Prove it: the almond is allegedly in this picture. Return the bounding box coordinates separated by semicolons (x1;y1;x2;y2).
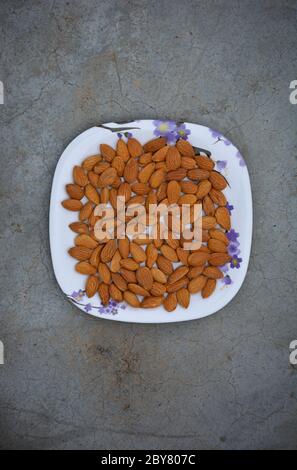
127;138;143;158
196;155;215;171
166;168;187;181
75;234;98;249
69;222;89;234
136;266;153;290
180;181;198;194
209;171;228;190
94;161;110;174
167;180;181;204
166;276;188;293
123;158;138;183
203;266;223;279
151;267;167;284
98;262;111;283
176;288;190;308
201;216;217;230
188;265;204;279
166;146;181;171
111;272;127;291
176;247;189;265
188;275;207;293
150;282;166;296
209;188;227;206
86;275;99;298
98;167;117;187
150;169;165;188
130;242;146;263
88;171;99;187
202;195;215;216
120;258;139;271
188;251;210;266
66;184;84;200
79;201;93;221
116;139;130;162
187;168;210;180
138;162;156;183
100;187;109;204
131;182;151;195
75;261;97;275
146;244;158;268
109;283;123;302
160;245;178;262
110;250;122;272
128;284;150;297
90;245;102;267
196;180;212;199
62;199;83;211
181;157;197;169
209;229;229;245
156;255;173;275
82;154;102;171
202;278;216;298
100;240;117;262
73;166;88;187
176;139;195;157
141;296;163;308
143;136;167;153
163;293;178;311
68;246;92;261
98;282;110;305
139;152;153;165
118;182;132;201
152;146;169;162
208;238;227;253
124;290;140;307
156;182;168;201
120;268;137;283
85;183;100;205
112;156;125;176
100;143;115;162
168;266;189;284
178;194;197;205
215;206;231;230
118;238;130;258
208;253;231;266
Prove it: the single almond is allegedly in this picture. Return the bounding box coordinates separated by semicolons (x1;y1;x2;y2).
181;157;197;169
136;266;153;290
176;139;195;157
176;288;190;308
68;246;92;261
88;171;99;187
202;195;215;216
188;251;210;266
180;181;197;194
150;169;165;188
188;265;204;279
143;136;167;153
166;168;187;181
152;146;169;162
73;166;88;186
100;143;116;162
127;138;143;158
86;275;99;298
201;216;217;230
130;242;146;263
188;275;207;293
178;194;197;205
208;253;231;266
100;239;117;262
166;276;188;293
187;168;210;180
111;272;127;291
98;167;117;187
66;184;84;200
163;293;177;311
151;267;167;284
160;245;178;262
156;255;173;275
168;266;189;284
69;222;89;234
82;154;102;171
75;234;98;249
209;229;229;245
203;266;223;279
123;158;138;183
98;282;110;305
176;247;189;265
138;162;156;183
98;262;111;283
141;296;163;308
139;152;153;165
120;268;137;283
110;250;122;272
196;155;215;171
75;261;97;275
79;202;93;221
145;244;158;268
209;188;227;206
166;146;181;171
118;182;132;201
112;156;125;176
208;238;227;253
109;283;123;302
167;180;181;204
202;278;217;298
196;180;212;199
94;161;110;174
131;182;151;195
128;283;150;297
85;183;100;205
150;282;166;296
124;290;140;307
209;170;228;190
215;206;231;230
62;199;83;211
90;245;102;267
120;258;139;271
116;139;130;162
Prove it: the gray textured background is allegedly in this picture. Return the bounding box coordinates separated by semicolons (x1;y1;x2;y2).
0;0;297;450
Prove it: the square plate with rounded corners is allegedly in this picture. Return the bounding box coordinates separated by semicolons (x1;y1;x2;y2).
49;120;252;323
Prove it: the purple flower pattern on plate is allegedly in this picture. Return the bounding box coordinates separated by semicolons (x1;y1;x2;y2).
67;291;126;316
209;128;246;167
152;120;191;143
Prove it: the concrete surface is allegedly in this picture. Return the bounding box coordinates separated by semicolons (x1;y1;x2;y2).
0;0;297;450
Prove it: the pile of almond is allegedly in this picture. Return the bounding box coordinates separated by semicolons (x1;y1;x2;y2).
62;137;232;311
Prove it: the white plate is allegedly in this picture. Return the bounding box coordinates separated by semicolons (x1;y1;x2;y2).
49;120;252;323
